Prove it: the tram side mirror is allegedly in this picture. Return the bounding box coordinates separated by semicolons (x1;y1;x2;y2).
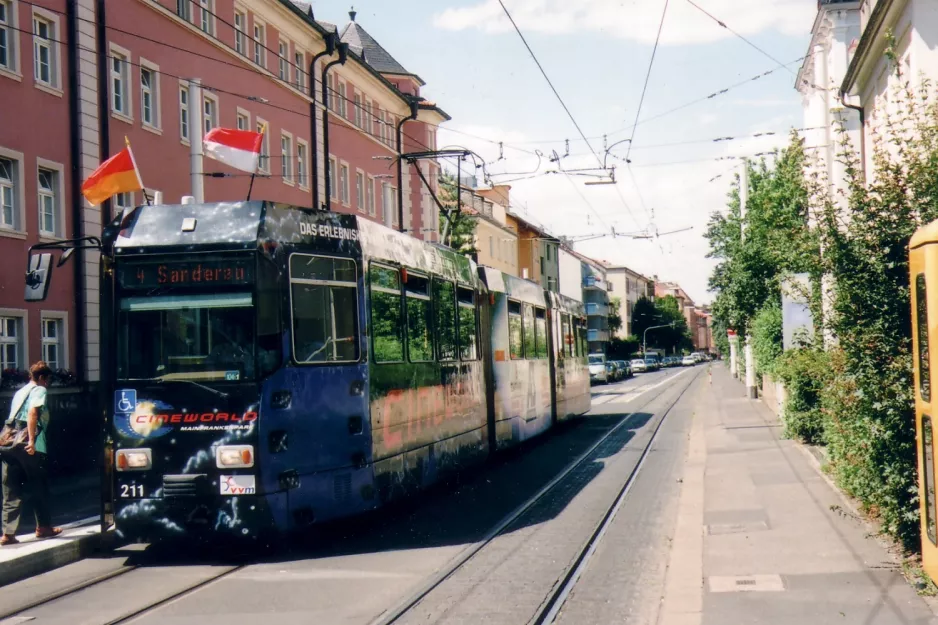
24;253;53;302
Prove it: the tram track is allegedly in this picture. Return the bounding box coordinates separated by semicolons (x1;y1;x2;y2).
371;366;701;625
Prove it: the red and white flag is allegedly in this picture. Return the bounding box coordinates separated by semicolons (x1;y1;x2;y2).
203;127;264;174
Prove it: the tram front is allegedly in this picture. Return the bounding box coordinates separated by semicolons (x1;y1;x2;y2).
105;201;286;540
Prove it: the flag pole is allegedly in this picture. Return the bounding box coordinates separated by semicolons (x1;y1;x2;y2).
246;123;265;201
124;136;150;205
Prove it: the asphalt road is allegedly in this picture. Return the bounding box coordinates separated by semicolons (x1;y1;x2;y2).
0;365;703;625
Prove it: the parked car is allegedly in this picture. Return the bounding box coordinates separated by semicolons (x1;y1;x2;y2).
614;360;632;378
644;356;660;371
630;358;647;373
665;357;678;367
589;354;608;384
606;362;620;381
682;355;697;366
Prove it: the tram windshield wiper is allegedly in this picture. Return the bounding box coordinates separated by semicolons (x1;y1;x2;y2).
129;375;229;399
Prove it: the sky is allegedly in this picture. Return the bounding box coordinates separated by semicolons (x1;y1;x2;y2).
313;0;819;304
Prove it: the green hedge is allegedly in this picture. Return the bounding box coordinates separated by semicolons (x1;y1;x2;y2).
773;347;830;445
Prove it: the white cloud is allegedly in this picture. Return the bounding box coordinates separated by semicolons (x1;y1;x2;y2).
433;0;816;46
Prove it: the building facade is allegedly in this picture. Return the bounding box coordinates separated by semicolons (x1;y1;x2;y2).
463;187;518;276
505;210;559;292
605;265;655;338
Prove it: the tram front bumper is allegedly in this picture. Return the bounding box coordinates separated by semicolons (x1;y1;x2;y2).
114;495;274;541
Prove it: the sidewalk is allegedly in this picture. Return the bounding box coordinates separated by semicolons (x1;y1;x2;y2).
0;468;100;530
660;365;938;625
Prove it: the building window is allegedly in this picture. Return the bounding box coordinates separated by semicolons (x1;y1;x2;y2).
41;317;61;370
0;1;16;73
253;23;265;67
234;9;246;56
37;167;58;236
296;141;308;188
281;133;293;184
294;51;304;91
199;0;214;36
0;157;17;230
110;52;129;116
33;15;55;87
140;64;159;128
337;81;347;118
0;316;22;371
355;171;364;212
114;191;134;212
365;100;374;136
257;119;269;172
236;110;249;131
354;93;363;128
278;41;288;81
366;176;375;216
202;94;217;135
339;163;349;205
328;157;337;199
179;84;189;141
176;0;191;22
382;183;397;227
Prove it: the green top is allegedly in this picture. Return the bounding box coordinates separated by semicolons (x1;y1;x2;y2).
8;383;50;454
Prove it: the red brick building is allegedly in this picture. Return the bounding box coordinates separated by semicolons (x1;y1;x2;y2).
0;0;449;392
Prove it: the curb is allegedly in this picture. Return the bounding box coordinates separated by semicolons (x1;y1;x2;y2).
0;525;114;588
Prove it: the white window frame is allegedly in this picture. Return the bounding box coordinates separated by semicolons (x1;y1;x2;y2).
0;309;27;373
176;0;191;22
199;0;214;36
109;43;132;121
40;311;68;371
328;156;337;200
257;117;270;173
139;58;161;131
36;158;64;239
294;49;305;92
0;146;24;235
366;175;375;216
236;107;250;131
327;73;336;111
355;169;365;212
233;8;246;56
178;82;190;144
353;91;363;128
339;161;350;206
365;99;374;137
114;191;134;212
337;79;347;119
0;0;21;79
278;39;289;82
252;19;266;68
281;131;293;185
31;8;60;93
296;139;308;189
202;91;218;136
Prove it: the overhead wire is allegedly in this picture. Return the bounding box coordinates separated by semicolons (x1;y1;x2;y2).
625;0;669;163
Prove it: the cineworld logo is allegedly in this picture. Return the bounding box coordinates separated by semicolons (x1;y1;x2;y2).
134;412;258;425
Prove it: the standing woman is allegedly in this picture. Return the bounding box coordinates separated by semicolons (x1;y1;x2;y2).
1;361;62;545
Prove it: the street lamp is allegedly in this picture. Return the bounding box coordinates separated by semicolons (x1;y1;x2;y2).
643;322;674;356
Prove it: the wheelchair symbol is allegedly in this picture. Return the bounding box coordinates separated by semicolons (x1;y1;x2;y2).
115;390;137;414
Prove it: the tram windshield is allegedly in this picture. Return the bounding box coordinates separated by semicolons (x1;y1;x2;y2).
117;293;260;382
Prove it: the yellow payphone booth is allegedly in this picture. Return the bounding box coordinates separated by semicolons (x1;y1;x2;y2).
910;222;938;583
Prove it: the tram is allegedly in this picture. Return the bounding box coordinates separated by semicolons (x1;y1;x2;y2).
25;201;590;540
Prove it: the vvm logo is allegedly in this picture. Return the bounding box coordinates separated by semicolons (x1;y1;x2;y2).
220;475;256;496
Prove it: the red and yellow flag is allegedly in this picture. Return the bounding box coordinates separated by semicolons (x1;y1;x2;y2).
81;146;143;206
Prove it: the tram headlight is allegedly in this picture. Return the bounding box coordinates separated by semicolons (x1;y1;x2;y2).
116;448;152;471
216;445;255;468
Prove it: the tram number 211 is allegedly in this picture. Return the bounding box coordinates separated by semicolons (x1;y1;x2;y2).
120;484;145;498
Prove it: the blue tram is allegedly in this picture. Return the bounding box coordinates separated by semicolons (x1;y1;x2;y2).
72;201;589;539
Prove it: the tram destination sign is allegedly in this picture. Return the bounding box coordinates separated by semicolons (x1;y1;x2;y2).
118;258;254;289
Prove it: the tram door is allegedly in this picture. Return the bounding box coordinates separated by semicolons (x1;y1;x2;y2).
910;226;938;584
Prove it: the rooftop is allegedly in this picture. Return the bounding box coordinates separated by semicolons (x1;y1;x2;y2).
339;11;423;83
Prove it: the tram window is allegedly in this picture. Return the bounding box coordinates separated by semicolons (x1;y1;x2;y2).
562;314;573;358
508;300;523;360
918;274;931;402
534;308;548;359
924;415;937;545
290;255;359;363
577;318;587;357
457;286;477;361
523;304;536;359
434;279;458;361
406;273;433;362
370;264;403;363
